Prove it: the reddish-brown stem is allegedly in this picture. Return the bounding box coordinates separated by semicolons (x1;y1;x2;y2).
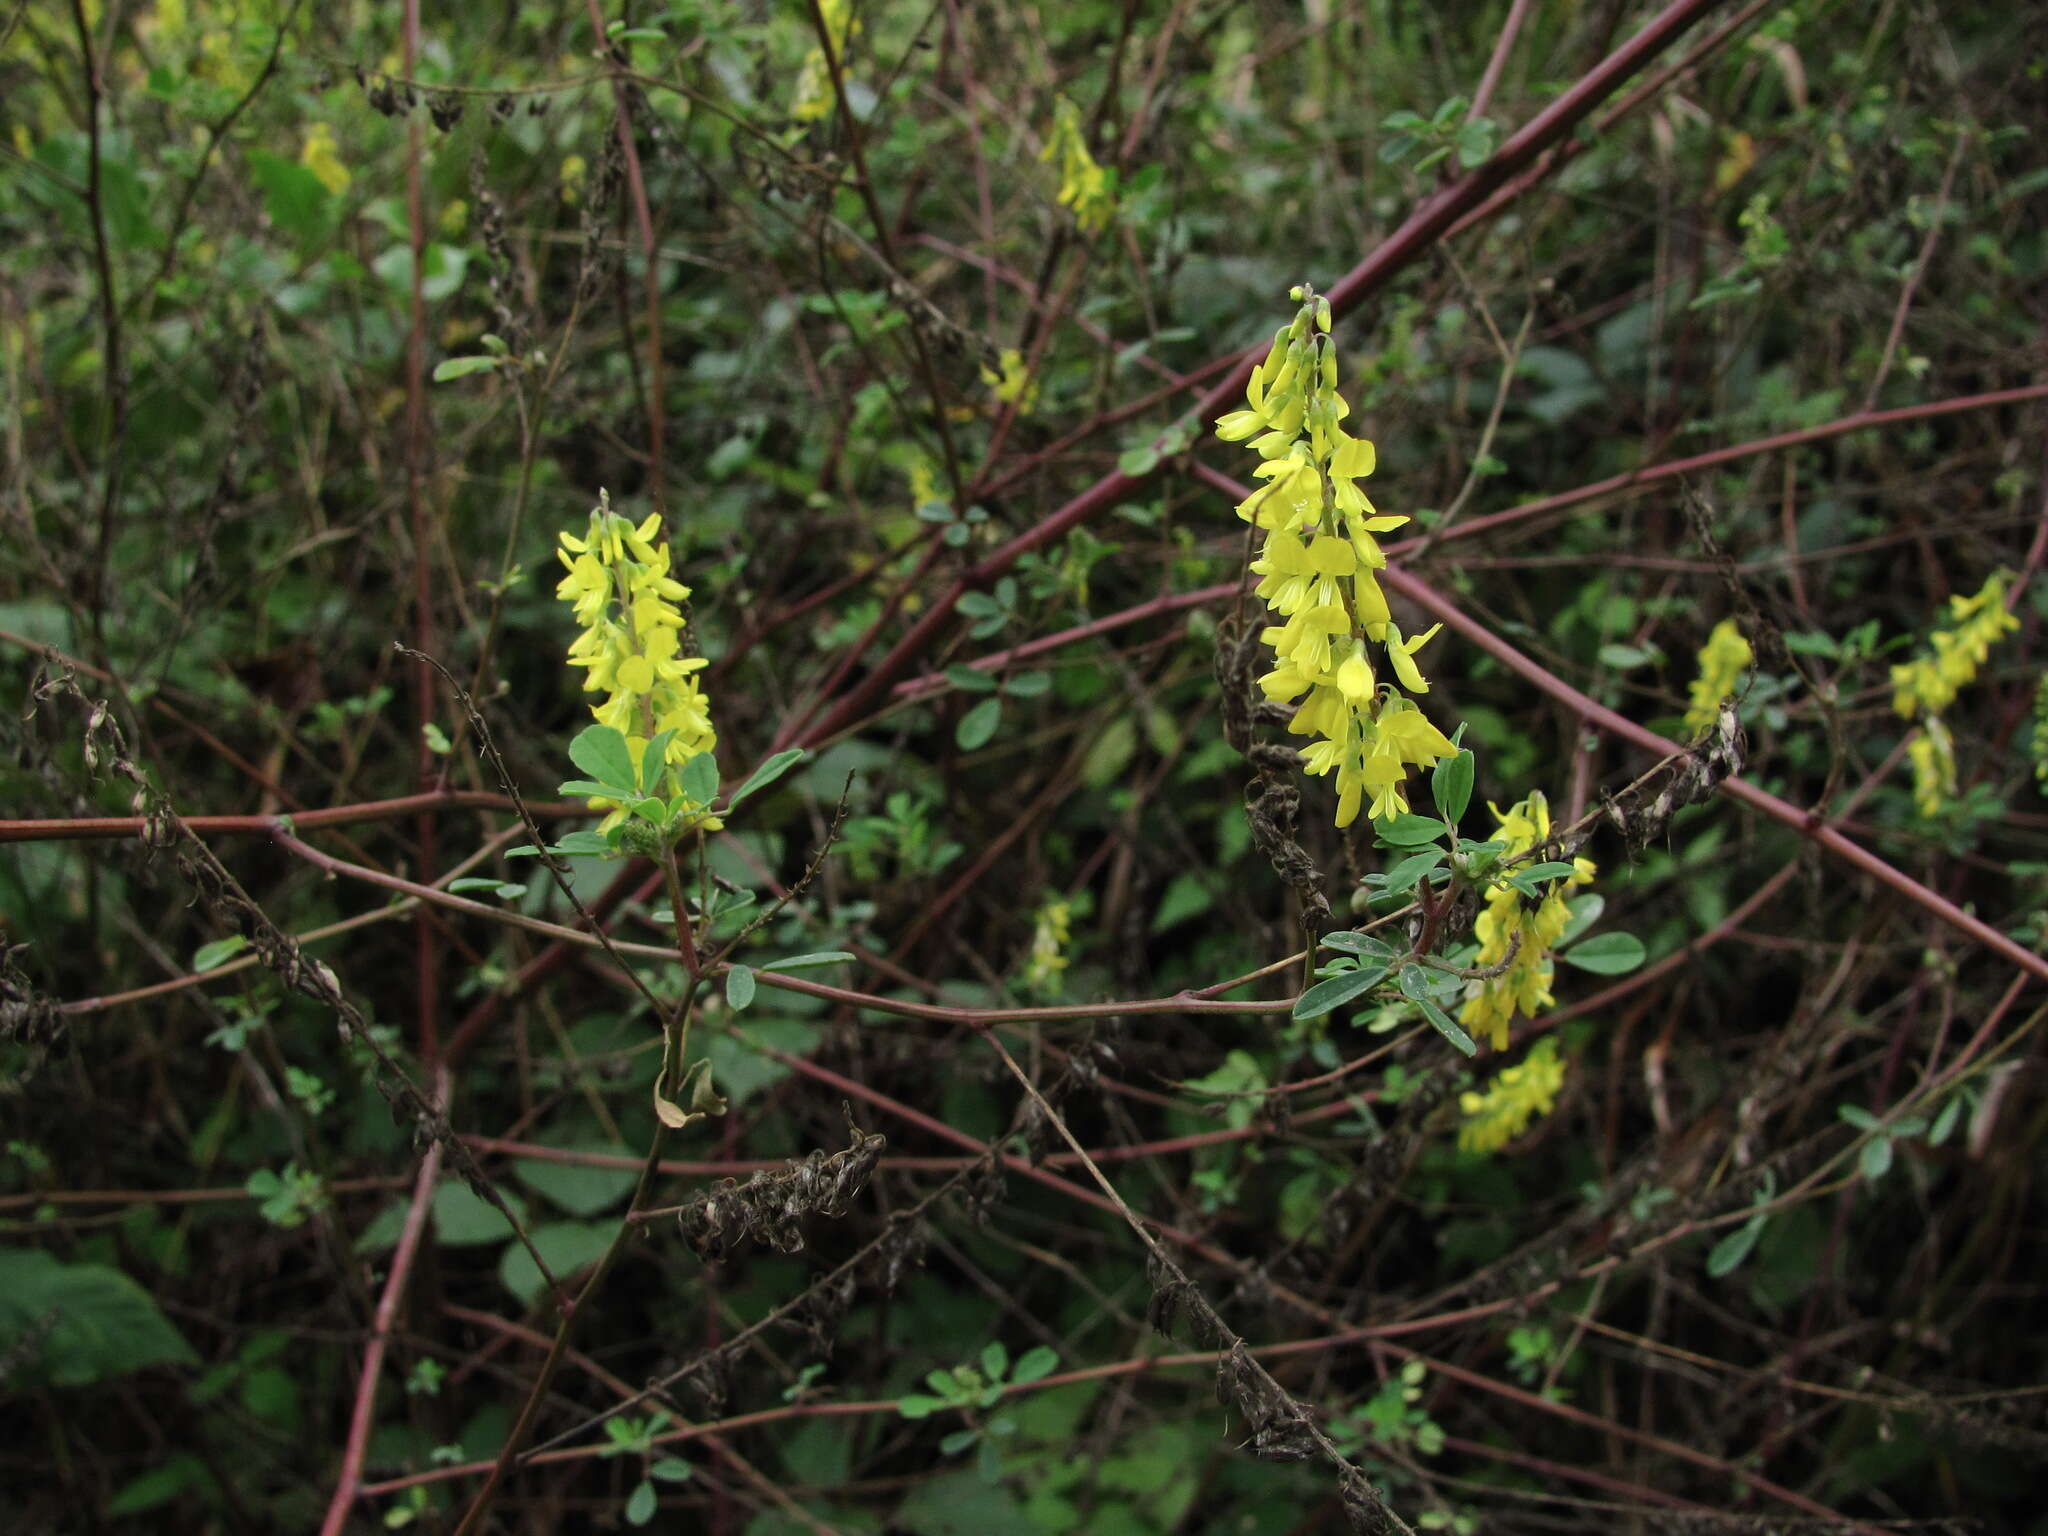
319;1071;447;1536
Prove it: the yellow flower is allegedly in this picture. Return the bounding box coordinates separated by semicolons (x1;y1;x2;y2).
300;123;350;197
1218;285;1450;829
1890;571;2018;719
980;348;1040;414
1039;97;1115;233
556;494;720;834
791;0;859;124
1682;618;1752;735
1459;793;1596;1050
1907;715;1956;819
1458;1039;1566;1154
1024;897;1073;995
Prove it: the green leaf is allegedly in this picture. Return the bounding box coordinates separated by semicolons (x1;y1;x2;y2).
726;965;756;1010
626;1478;658;1525
680;751;720;806
980;1341;1009;1381
1597;642;1661;670
1431;749;1474;825
1836;1103;1881;1133
1512;861;1581;883
1929;1096;1962;1147
1321;932;1400;962
555;778;636;800
1150;872;1213;933
1293;964;1392;1021
1860;1137;1894;1182
432;355;500;382
1557;931;1645;975
1011;1346;1059;1386
1707;1216;1767;1278
106;1455;208;1516
726;748;805;809
897;1394;947;1419
1382;850;1446;895
1558;893;1605;947
513;1149;636;1219
650;1458;695;1483
244;149;331;242
641;731;677;787
1001;671;1052;698
496;1220;614;1307
946;665;999;692
1415;998;1477;1056
356;1181;528;1253
568;726;637;795
758;951;857;972
0;1247;199;1386
1373;813;1448;847
956;696;1003;751
192;936;249;973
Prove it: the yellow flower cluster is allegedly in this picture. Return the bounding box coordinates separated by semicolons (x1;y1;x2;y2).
299;123;351;198
1890;571;2017;818
1460;793;1595;1051
1217;285;1454;828
1906;716;1956;820
1040;97;1114;234
1024;896;1073;996
1682;617;1752;735
980;348;1040;415
1890;571;2017;719
791;0;858;125
1458;1038;1566;1155
555;496;719;832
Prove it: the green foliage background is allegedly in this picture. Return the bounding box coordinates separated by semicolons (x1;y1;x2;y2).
3;1;2047;1532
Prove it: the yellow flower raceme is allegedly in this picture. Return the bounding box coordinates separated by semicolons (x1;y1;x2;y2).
300;123;351;197
791;0;858;124
1024;897;1073;996
1219;285;1452;828
1907;715;1957;820
980;348;1040;414
1887;571;2018;819
1682;618;1752;735
1458;1038;1566;1155
1460;792;1595;1051
1890;571;2018;719
1040;98;1114;234
556;498;720;835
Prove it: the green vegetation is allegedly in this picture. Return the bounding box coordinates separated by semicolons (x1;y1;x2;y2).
4;2;2047;1532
